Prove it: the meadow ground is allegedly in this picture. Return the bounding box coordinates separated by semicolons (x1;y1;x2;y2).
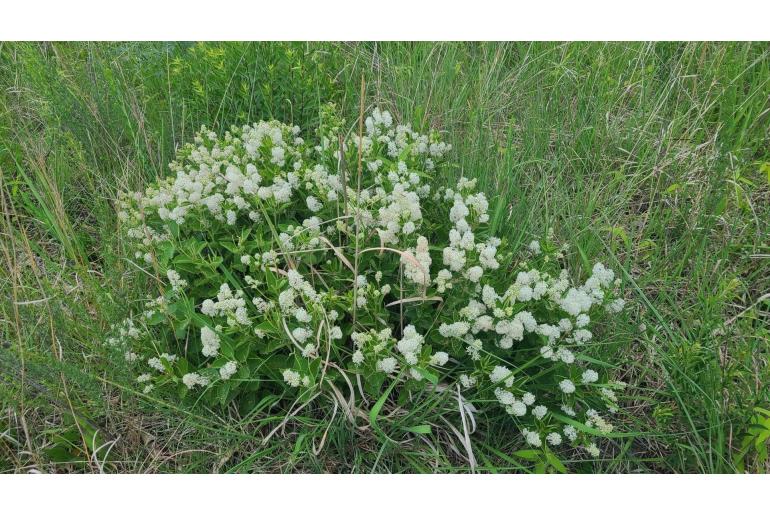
0;42;768;473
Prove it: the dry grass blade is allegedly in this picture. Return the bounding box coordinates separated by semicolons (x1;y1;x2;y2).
385;296;443;308
318;235;355;273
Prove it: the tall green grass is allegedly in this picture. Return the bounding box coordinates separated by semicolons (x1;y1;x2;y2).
1;41;768;473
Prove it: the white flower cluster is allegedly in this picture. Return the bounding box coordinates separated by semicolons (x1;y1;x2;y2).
182;372;210;389
200;326;221;358
489;365;515;387
283;369;311;388
219;361;238;381
166;269;187;292
436;179;497;286
396;325;424;366
377;356;398;374
201;283;251;327
148;353;177;372
105;318;143;349
424;229;626;451
402;236;432;286
111;106;628;462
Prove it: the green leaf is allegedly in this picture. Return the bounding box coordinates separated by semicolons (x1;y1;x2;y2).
544;449;567;473
574;241;591;274
157;240;175;265
369;373;402;443
146;311;165;326
174;318;190;339
512;449;541;461
759;162;770;183
166;220;180;238
235;342;250;362
402;424;432;435
413;366;438;385
218;383;231;407
665;183;682;195
603;225;630;251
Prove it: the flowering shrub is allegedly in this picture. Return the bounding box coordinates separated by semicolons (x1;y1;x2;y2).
110;104;627;459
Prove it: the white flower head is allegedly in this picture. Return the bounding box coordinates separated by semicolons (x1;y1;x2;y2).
429;351;449;366
489;365;514;387
559;379;576;394
582;369;599;384
283;369;302;387
377;357;398;374
182;372;210;389
220;361;238;380
201;326;221;357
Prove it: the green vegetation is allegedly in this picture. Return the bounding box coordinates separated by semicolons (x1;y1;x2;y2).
1;42;768;473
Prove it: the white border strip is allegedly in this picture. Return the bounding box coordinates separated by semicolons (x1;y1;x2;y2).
1;1;769;40
2;474;770;513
